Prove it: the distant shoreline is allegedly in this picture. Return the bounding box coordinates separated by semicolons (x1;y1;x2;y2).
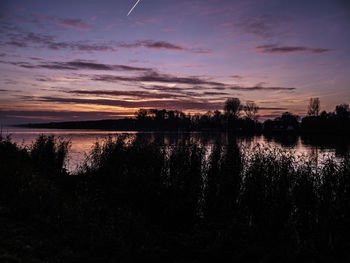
14;118;350;135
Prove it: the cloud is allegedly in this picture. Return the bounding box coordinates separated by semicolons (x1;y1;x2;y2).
93;72;225;86
29;57;43;61
28;96;224;111
142;85;215;93
3;32;211;54
5;41;27;47
8;32;117;52
256;44;332;54
59;89;188;100
211;86;227;91
58;87;230;100
117;40;212;53
228;85;296;91
0;59;153;72
1;78;18;85
142;85;192;92
139;85;230;98
92;73;296;92
1;57;296;95
37;62;77;70
119;40;184;50
40;61;152;71
237;15;287;38
33;14;91;30
138;73;223;85
2;32;114;52
64;61;152;71
258;107;288;110
202;91;229;96
55;18;91;30
35;76;56;82
0;61;36;68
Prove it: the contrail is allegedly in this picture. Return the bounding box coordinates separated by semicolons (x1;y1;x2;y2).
127;0;141;16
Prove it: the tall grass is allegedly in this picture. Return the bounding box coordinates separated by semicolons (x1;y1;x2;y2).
1;134;349;262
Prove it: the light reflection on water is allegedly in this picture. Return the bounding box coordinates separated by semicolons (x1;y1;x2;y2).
2;128;349;173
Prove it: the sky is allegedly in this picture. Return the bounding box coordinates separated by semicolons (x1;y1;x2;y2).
0;0;350;125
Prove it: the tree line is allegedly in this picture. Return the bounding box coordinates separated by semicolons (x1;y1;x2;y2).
134;97;350;133
20;97;350;133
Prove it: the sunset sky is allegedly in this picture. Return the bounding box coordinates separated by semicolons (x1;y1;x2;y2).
1;0;349;125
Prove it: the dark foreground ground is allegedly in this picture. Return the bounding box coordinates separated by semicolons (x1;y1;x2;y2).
1;134;350;262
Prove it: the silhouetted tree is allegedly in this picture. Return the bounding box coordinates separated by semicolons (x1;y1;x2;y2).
264;112;300;132
167;110;175;120
335;104;350;119
151;109;167;121
135;109;149;120
279;112;300;130
307;98;320;116
244;101;259;120
213;110;223;128
214;110;222;119
224;98;242;118
320;110;330;119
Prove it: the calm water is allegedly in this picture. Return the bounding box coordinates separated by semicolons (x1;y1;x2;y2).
2;128;349;172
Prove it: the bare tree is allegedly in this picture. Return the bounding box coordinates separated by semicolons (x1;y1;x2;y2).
307;98;320;116
244;101;259;120
224;98;242;118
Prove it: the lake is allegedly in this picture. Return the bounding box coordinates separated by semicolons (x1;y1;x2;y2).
2;127;349;173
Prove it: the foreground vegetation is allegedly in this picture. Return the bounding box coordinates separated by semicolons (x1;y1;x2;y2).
1;134;350;262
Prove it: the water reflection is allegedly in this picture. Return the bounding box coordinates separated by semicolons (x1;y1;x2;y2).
3;128;349;172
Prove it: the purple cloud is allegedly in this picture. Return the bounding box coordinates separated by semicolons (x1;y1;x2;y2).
93;72;225;86
3;32;211;54
118;40;185;50
256;44;332;54
59;89;188;100
33;14;92;30
0;59;153;72
235;15;288;39
92;73;296;92
118;40;212;53
55;18;91;30
228;85;295;91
